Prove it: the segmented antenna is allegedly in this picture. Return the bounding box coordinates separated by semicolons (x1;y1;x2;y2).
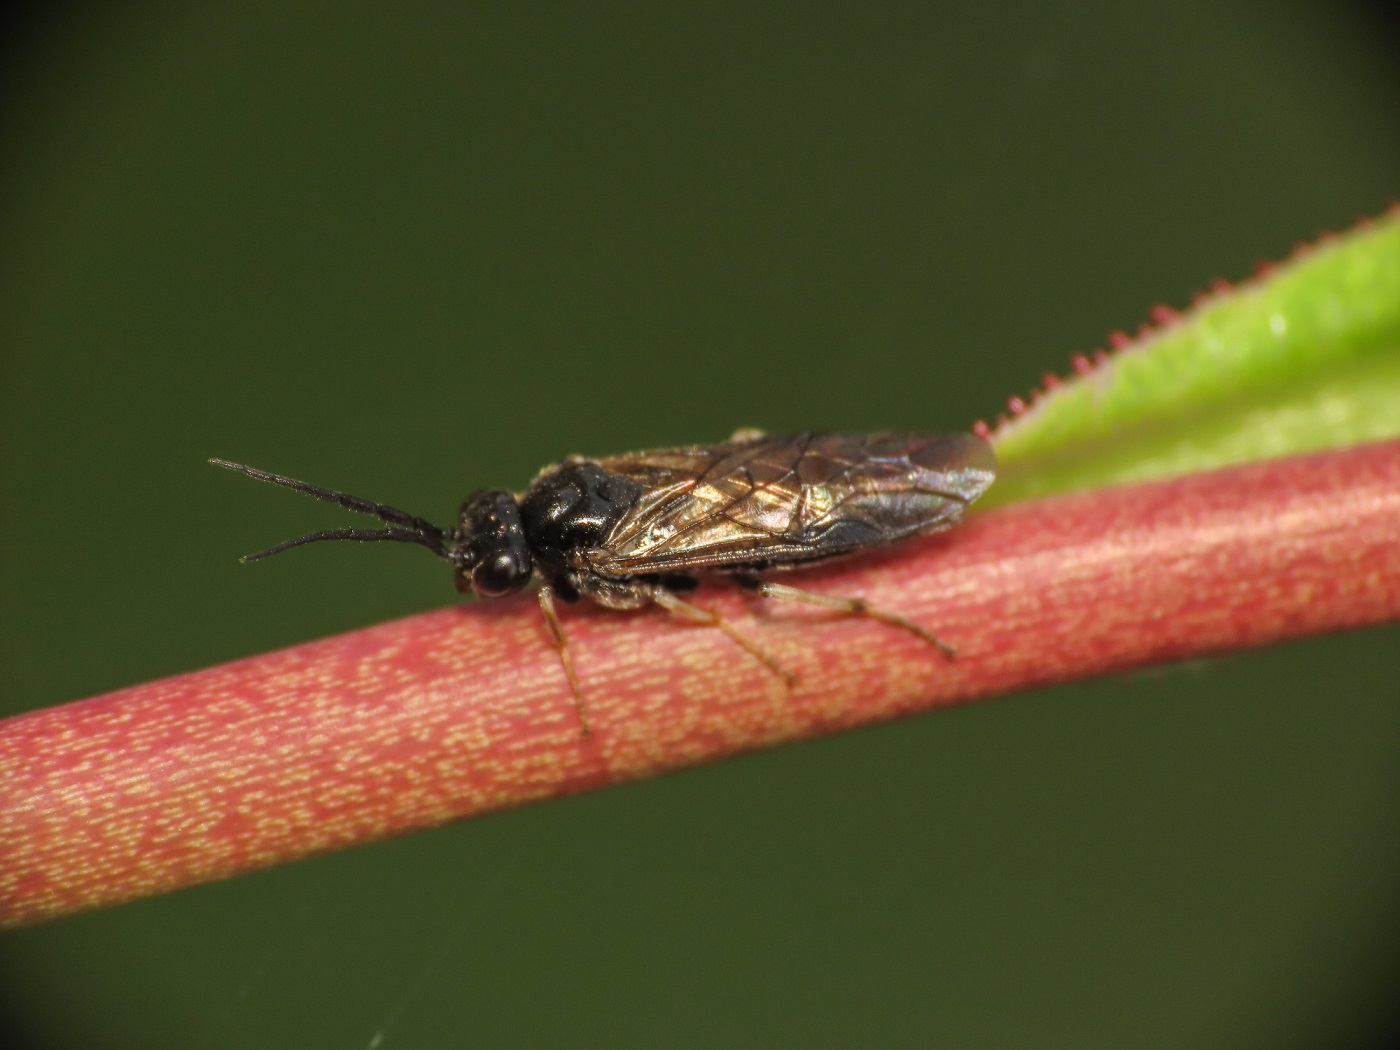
210;459;458;564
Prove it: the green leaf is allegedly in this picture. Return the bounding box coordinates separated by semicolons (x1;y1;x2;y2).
984;209;1400;507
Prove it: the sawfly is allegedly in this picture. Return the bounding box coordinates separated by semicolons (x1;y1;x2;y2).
214;429;996;732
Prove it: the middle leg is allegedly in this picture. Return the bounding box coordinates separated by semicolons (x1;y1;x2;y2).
737;577;957;658
647;585;797;686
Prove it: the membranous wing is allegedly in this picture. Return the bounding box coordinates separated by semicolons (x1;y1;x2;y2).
584;431;996;576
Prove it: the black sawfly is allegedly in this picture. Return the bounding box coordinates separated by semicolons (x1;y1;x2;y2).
213;429;996;733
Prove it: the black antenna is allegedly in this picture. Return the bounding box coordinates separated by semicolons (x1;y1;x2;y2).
210;459;457;564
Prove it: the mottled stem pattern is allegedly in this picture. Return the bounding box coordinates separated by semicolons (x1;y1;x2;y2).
3;440;1399;928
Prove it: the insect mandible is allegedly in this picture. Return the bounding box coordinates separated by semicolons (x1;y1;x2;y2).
213;429;996;733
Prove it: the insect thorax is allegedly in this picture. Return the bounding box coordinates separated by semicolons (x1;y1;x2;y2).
519;461;645;600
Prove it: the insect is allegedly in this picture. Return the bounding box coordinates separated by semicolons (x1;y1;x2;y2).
213;429;996;733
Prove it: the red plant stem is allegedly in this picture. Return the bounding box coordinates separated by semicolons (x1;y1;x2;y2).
3;440;1399;928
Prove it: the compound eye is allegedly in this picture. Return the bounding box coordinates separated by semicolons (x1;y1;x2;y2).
472;551;526;597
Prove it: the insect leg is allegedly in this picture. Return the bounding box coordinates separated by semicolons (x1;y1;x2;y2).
537;585;591;735
648;587;797;687
741;579;957;658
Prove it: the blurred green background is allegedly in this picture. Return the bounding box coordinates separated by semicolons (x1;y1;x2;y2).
3;1;1398;1046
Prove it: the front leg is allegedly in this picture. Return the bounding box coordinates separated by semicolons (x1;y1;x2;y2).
536;585;590;734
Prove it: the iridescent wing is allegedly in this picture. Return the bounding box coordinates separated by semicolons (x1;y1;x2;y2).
584;431;996;576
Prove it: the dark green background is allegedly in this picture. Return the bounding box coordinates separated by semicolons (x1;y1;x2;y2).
3;2;1398;1046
